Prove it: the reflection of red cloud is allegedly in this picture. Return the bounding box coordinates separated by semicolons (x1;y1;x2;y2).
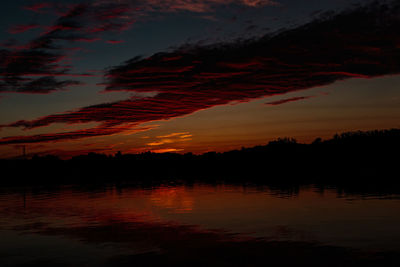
150;186;194;213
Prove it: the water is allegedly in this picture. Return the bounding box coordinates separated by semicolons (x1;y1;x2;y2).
1;183;400;266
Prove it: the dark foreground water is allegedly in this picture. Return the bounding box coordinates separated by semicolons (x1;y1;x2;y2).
1;183;400;266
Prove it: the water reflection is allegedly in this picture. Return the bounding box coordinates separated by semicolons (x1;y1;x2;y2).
0;183;400;266
150;186;194;213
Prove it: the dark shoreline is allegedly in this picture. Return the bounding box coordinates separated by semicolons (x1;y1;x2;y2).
1;129;399;189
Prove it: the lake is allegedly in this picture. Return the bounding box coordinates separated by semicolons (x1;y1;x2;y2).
1;182;400;266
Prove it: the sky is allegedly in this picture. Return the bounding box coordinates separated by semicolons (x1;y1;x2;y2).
0;0;399;158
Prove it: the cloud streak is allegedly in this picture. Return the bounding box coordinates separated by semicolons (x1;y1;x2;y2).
2;0;277;95
23;2;52;13
2;0;400;144
0;124;154;145
97;0;278;14
146;132;192;147
265;96;316;106
8;24;40;34
1;1;136;94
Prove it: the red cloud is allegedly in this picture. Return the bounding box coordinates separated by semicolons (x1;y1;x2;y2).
74;37;101;42
265;96;316;106
2;0;400;144
106;40;124;44
1;2;135;94
9;24;40;34
0;124;153;145
94;4;134;20
137;0;278;13
23;3;52;13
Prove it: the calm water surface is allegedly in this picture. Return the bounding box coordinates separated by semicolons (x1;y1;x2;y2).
1;183;400;266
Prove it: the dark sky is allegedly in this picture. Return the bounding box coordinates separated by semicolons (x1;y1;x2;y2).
0;0;399;158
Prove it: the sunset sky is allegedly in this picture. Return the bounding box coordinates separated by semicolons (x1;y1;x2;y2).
0;0;399;158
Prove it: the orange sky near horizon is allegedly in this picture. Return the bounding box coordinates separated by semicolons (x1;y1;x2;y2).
1;74;399;159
